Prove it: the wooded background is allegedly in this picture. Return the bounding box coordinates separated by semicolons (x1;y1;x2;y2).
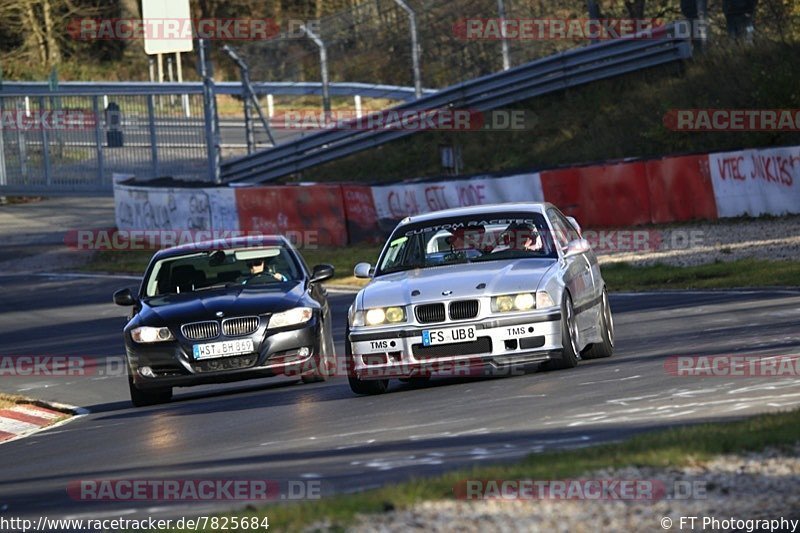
0;0;796;84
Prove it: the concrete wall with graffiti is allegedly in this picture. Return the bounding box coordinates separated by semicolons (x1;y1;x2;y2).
113;144;800;246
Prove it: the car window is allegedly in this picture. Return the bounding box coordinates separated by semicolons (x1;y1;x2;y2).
554;210;580;242
375;212;557;276
547;209;571;249
144;246;301;297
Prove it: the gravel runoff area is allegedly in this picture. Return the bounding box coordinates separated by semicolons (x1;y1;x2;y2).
595;216;800;267
338;446;800;533
0;196;116;274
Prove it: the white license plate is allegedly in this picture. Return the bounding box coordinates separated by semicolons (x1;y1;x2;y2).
192;339;255;360
422;325;477;346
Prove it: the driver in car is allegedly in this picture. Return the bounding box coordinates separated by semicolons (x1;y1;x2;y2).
243;259;288;283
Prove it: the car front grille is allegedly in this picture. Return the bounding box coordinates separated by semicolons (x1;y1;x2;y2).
222;316;260;337
415;303;446;324
181;321;220;341
412;337;492;359
449;300;479;320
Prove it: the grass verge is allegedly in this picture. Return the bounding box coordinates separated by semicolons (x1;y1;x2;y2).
208;409;800;531
0;392;61;411
0;393;29;410
602;259;800;291
80;246;384;288
82;250;799;291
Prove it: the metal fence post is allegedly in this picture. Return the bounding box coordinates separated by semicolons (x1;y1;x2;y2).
15;100;27;180
393;0;423;98
38;96;52;185
223;45;276;151
92;95;105;186
198;38;221;184
496;0;511;70
146;94;160;177
0;96;6;187
300;24;331;114
243;83;255;154
588;1;601;44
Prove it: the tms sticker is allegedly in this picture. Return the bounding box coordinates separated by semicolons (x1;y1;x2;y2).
370;340;389;351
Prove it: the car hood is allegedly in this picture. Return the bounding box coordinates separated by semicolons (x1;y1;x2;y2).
360;259;557;308
138;282;306;324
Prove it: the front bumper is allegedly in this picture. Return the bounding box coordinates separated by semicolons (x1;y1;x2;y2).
349;311;563;380
126;319;322;389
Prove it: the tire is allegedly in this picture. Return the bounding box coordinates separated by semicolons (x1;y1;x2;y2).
128;375;172;407
345;325;389;395
302;321;334;384
583;288;615;360
544;292;580;371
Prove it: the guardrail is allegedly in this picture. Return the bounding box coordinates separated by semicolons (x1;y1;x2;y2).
222;25;692;184
0;81;435;100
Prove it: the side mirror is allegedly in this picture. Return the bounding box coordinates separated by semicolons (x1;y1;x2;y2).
113;287;137;306
354;262;374;279
566;216;582;236
310;264;335;283
564;238;591;258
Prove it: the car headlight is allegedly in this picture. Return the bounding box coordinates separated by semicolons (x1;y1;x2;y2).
131;326;174;343
353;307;406;327
268;307;313;329
514;293;535;311
492;293;536;313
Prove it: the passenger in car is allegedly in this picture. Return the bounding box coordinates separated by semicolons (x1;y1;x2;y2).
492;222;543;253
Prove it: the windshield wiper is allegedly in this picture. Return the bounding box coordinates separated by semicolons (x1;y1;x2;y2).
193;283;231;292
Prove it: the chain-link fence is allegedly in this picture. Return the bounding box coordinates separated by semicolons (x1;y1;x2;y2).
237;0;563;90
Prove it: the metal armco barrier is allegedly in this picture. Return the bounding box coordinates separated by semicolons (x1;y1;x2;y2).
0;81;433;100
222;25;692;184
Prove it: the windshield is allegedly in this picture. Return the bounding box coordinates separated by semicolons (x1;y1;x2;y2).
376;212;556;276
143;246;302;297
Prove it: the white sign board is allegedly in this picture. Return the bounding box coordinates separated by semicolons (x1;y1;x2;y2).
709;146;800;217
114;184;240;232
371;173;545;222
142;0;194;55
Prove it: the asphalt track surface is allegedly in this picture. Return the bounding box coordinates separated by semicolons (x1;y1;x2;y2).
1;273;799;522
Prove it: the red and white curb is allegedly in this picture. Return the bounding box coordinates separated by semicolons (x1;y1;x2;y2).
0;403;81;444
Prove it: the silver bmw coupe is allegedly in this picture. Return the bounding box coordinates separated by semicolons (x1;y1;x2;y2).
346;203;614;395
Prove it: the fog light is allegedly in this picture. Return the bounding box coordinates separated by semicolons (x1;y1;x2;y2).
297;347;311;358
139;366;155;378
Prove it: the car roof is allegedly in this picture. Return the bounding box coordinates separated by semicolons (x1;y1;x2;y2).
401;202;553;226
150;234;290;261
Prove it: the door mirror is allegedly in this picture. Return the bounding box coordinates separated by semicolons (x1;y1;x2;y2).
566;216;582;236
113;287;137;306
310;264;335;283
354;262;374;279
564;239;591;258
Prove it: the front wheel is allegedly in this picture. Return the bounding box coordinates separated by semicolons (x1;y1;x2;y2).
302;321;335;383
128;375;172;407
345;325;388;395
543;292;580;371
583;288;614;360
